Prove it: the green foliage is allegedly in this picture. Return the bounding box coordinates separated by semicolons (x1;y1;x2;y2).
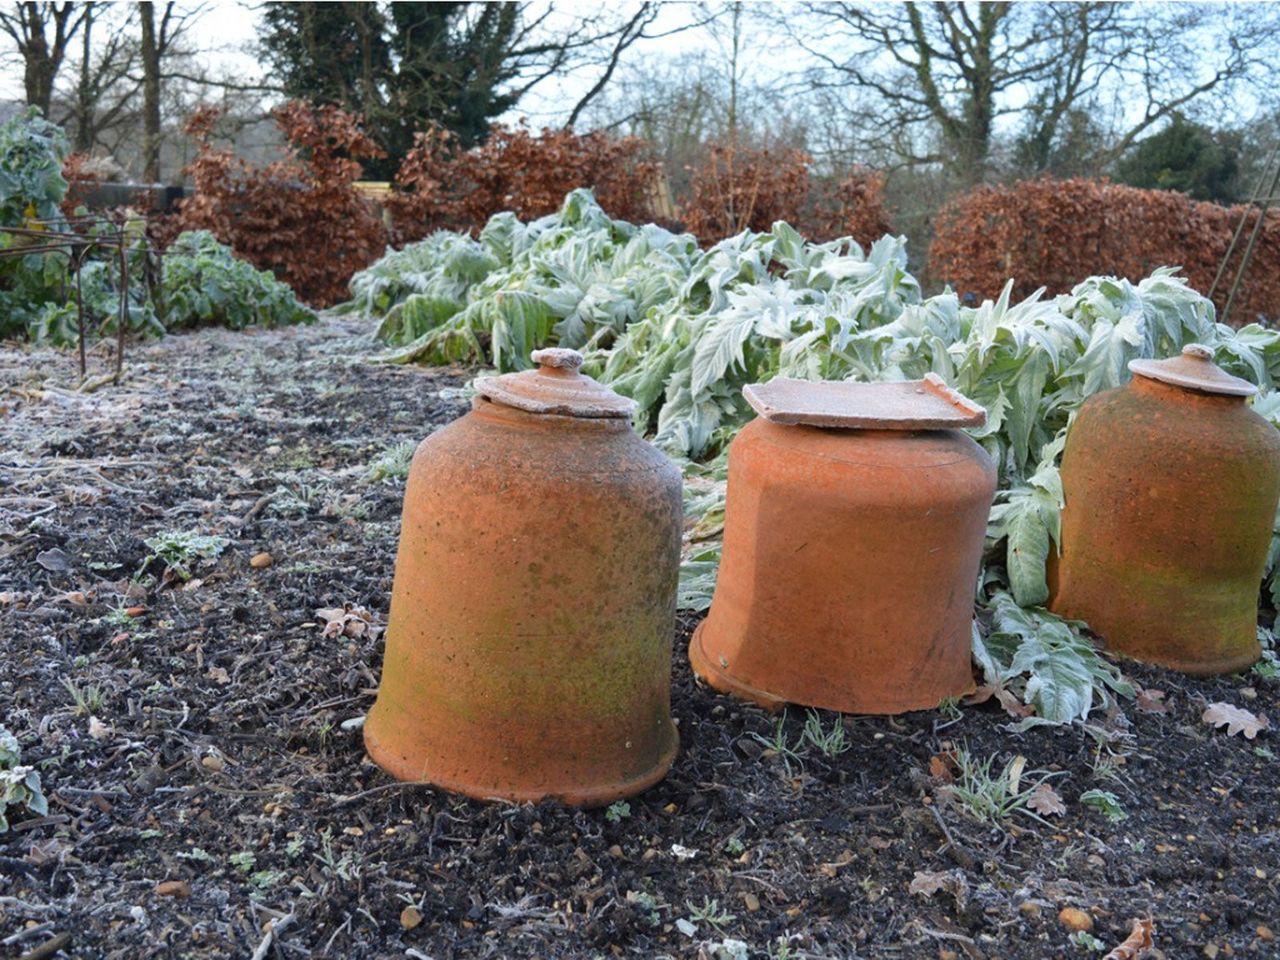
162;231;314;331
0;107;72;340
367;439;418;482
973;593;1133;726
943;745;1061;826
142;530;231;580
346;190;1280;727
1116;115;1240;202
0;111;312;346
1;725;48;832
1078;788;1127;822
0;107;68;225
604;801;631;823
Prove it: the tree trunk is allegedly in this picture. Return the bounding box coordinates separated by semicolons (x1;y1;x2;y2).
73;2;95;151
139;1;162;182
22;2;56;115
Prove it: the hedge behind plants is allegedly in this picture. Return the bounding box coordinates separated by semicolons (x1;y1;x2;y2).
928;177;1280;324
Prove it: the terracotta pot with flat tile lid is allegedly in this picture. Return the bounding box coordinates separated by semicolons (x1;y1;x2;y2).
364;348;682;806
689;374;997;714
1048;344;1280;674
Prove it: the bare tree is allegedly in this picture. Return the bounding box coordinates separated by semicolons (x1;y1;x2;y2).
0;1;89;116
60;2;142;153
791;1;1279;183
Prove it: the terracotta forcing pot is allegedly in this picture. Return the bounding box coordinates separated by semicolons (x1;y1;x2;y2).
364;348;682;805
689;374;997;714
1048;344;1280;674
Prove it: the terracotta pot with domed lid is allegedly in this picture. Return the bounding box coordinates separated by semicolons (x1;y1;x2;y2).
364;348;682;805
1048;344;1280;674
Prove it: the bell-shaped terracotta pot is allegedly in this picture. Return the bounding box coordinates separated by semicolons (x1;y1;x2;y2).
690;375;997;714
1048;344;1280;674
365;348;682;805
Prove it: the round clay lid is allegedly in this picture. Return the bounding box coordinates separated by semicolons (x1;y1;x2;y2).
474;348;638;419
1128;344;1256;397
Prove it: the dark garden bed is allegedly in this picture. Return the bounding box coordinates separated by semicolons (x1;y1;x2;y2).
1;319;1277;959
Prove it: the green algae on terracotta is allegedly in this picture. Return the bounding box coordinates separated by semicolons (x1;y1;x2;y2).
1049;345;1280;674
364;349;682;805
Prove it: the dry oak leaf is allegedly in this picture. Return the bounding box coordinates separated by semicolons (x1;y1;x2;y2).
1103;918;1155;960
908;869;969;911
1202;702;1269;739
1026;781;1066;817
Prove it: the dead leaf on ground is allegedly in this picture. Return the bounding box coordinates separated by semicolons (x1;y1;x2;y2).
1135;687;1169;714
1202;702;1269;739
1103;918;1155;959
929;751;958;782
35;547;72;572
1027;781;1066;817
995;687;1034;719
964;683;996;706
908;869;969;911
207;666;231;685
315;604;385;640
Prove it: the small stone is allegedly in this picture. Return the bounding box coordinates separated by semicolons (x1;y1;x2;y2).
1019;901;1042;921
1258;925;1274;942
250;552;274;569
743;892;760;912
200;755;224;772
1240;687;1257;701
939;951;958;960
1059;907;1093;932
400;905;423;930
607;845;623;858
155;880;191;898
1203;944;1219;958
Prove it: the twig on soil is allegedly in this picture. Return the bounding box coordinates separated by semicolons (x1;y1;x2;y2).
330;780;438;807
249;913;295;960
2;920;54;943
920;927;976;945
928;805;977;870
77;371;121;394
242;491;280;523
17;932;71;960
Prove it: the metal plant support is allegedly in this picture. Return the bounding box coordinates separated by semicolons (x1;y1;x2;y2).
0;213;160;382
1210;143;1280;326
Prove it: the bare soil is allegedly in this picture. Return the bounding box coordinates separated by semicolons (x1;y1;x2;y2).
1;320;1277;960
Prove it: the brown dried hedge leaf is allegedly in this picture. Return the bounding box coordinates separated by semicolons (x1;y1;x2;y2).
1103;918;1155;959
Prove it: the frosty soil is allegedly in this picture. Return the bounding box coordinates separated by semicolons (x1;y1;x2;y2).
1;320;1277;959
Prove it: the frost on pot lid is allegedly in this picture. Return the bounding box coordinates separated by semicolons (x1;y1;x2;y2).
474;348;638;419
1128;344;1257;397
744;373;986;430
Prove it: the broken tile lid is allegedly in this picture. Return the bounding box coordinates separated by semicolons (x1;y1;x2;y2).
475;348;638;419
1128;344;1257;397
743;373;986;430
